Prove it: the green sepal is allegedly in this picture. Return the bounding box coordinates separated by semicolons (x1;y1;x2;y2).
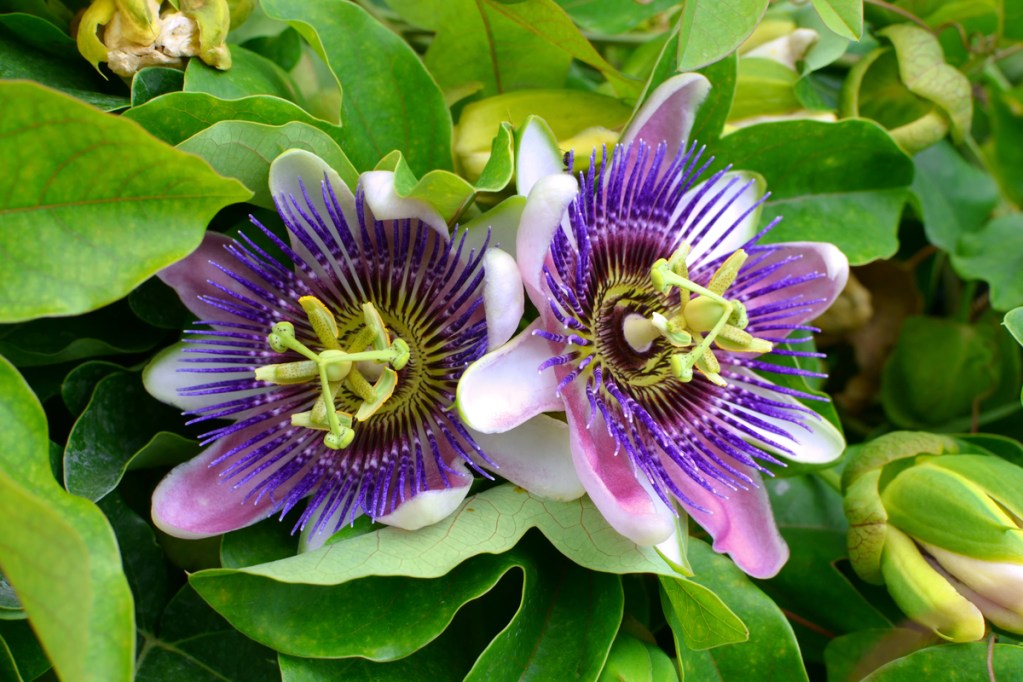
76;0;117;73
926;454;1023;523
180;0;232;69
841;431;957;490
881;526;986;642
882;462;1023;561
843;469;887;584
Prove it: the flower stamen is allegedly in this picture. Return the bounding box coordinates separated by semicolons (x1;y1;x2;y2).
254;296;410;450
646;244;773;386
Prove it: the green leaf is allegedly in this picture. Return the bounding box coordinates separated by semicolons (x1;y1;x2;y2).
192;483;680;588
985;86;1023;206
862;642;1023;680
123;91;344;147
659;576;748;651
0;355;134;682
910;140;998;252
1006;308;1023;374
375;151;475;224
177;121;359;209
64;371;185;501
878;25;972;141
467;537;623;680
881;316;1001;428
473;122;515;194
0;81;251;323
552;0;681;34
728;57;801;122
668;540;808;681
689;53;738;146
129;66;184;107
952;214;1023;311
0;619;50;681
0;301;163;367
194;533;624;669
241;26;303;72
135;586;280;681
824;628;933;682
262;0;453;175
0;15;129;111
127;276;193;330
597;631;679;682
676;0;770;71
810;0;863;40
61;360;126;415
709;119;913;264
184;43;305;105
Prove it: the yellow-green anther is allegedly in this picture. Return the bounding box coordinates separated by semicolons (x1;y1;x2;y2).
254;360;320;385
650;259;672;294
355;368;399;421
707;250;747;296
299;296;342;350
362;302;391;350
291;409;354;431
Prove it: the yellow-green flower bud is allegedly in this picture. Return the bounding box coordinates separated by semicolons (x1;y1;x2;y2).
842;431;1023;641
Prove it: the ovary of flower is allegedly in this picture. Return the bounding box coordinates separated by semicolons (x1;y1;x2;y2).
254;296;410;450
640;244;773;386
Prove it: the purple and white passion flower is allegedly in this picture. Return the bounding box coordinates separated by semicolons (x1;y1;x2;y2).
144;150;580;547
458;74;849;578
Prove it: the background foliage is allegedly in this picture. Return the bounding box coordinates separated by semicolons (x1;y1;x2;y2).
1;0;1022;679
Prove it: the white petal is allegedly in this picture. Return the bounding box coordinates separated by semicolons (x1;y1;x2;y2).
516;115;564;196
457;322;562;433
143;342;260;412
269;149;354;225
483;248;525;350
745;29;819;71
516;174;579;301
470;415;585;500
680;171;766;265
377;478;473;530
361;170;449;238
728;367;846;464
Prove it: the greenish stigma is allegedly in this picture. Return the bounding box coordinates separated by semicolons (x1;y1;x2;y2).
254;296;410;450
628;244;773;387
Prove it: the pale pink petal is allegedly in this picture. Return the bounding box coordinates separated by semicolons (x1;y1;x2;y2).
680;171;765;265
739;241;850;327
725;367;846;465
151;424;281;539
516;174;579;303
157;231;258;323
483;247;525;350
143;342;262;412
361;170;449;238
669;465;789;579
470;415;585;500
562;381;675;545
516;115;564;196
621;73;710;156
457;321;562;433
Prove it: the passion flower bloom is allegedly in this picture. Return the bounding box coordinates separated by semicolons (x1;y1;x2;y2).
145;150;579;545
458;74;848;578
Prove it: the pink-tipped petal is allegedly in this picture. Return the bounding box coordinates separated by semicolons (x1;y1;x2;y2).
727;367;846;464
470;415;585;500
361;170;449;238
516;115;564;196
621;73;710;156
457;322;562;433
143;342;261;412
516;174;579;303
151;424;281;539
562;381;675;545
670;466;789;579
483;248;525;350
681;171;765;265
741;241;850;327
157;231;259;323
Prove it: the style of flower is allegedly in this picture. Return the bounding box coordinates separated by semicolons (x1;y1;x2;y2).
145;150;579;546
458;74;849;578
